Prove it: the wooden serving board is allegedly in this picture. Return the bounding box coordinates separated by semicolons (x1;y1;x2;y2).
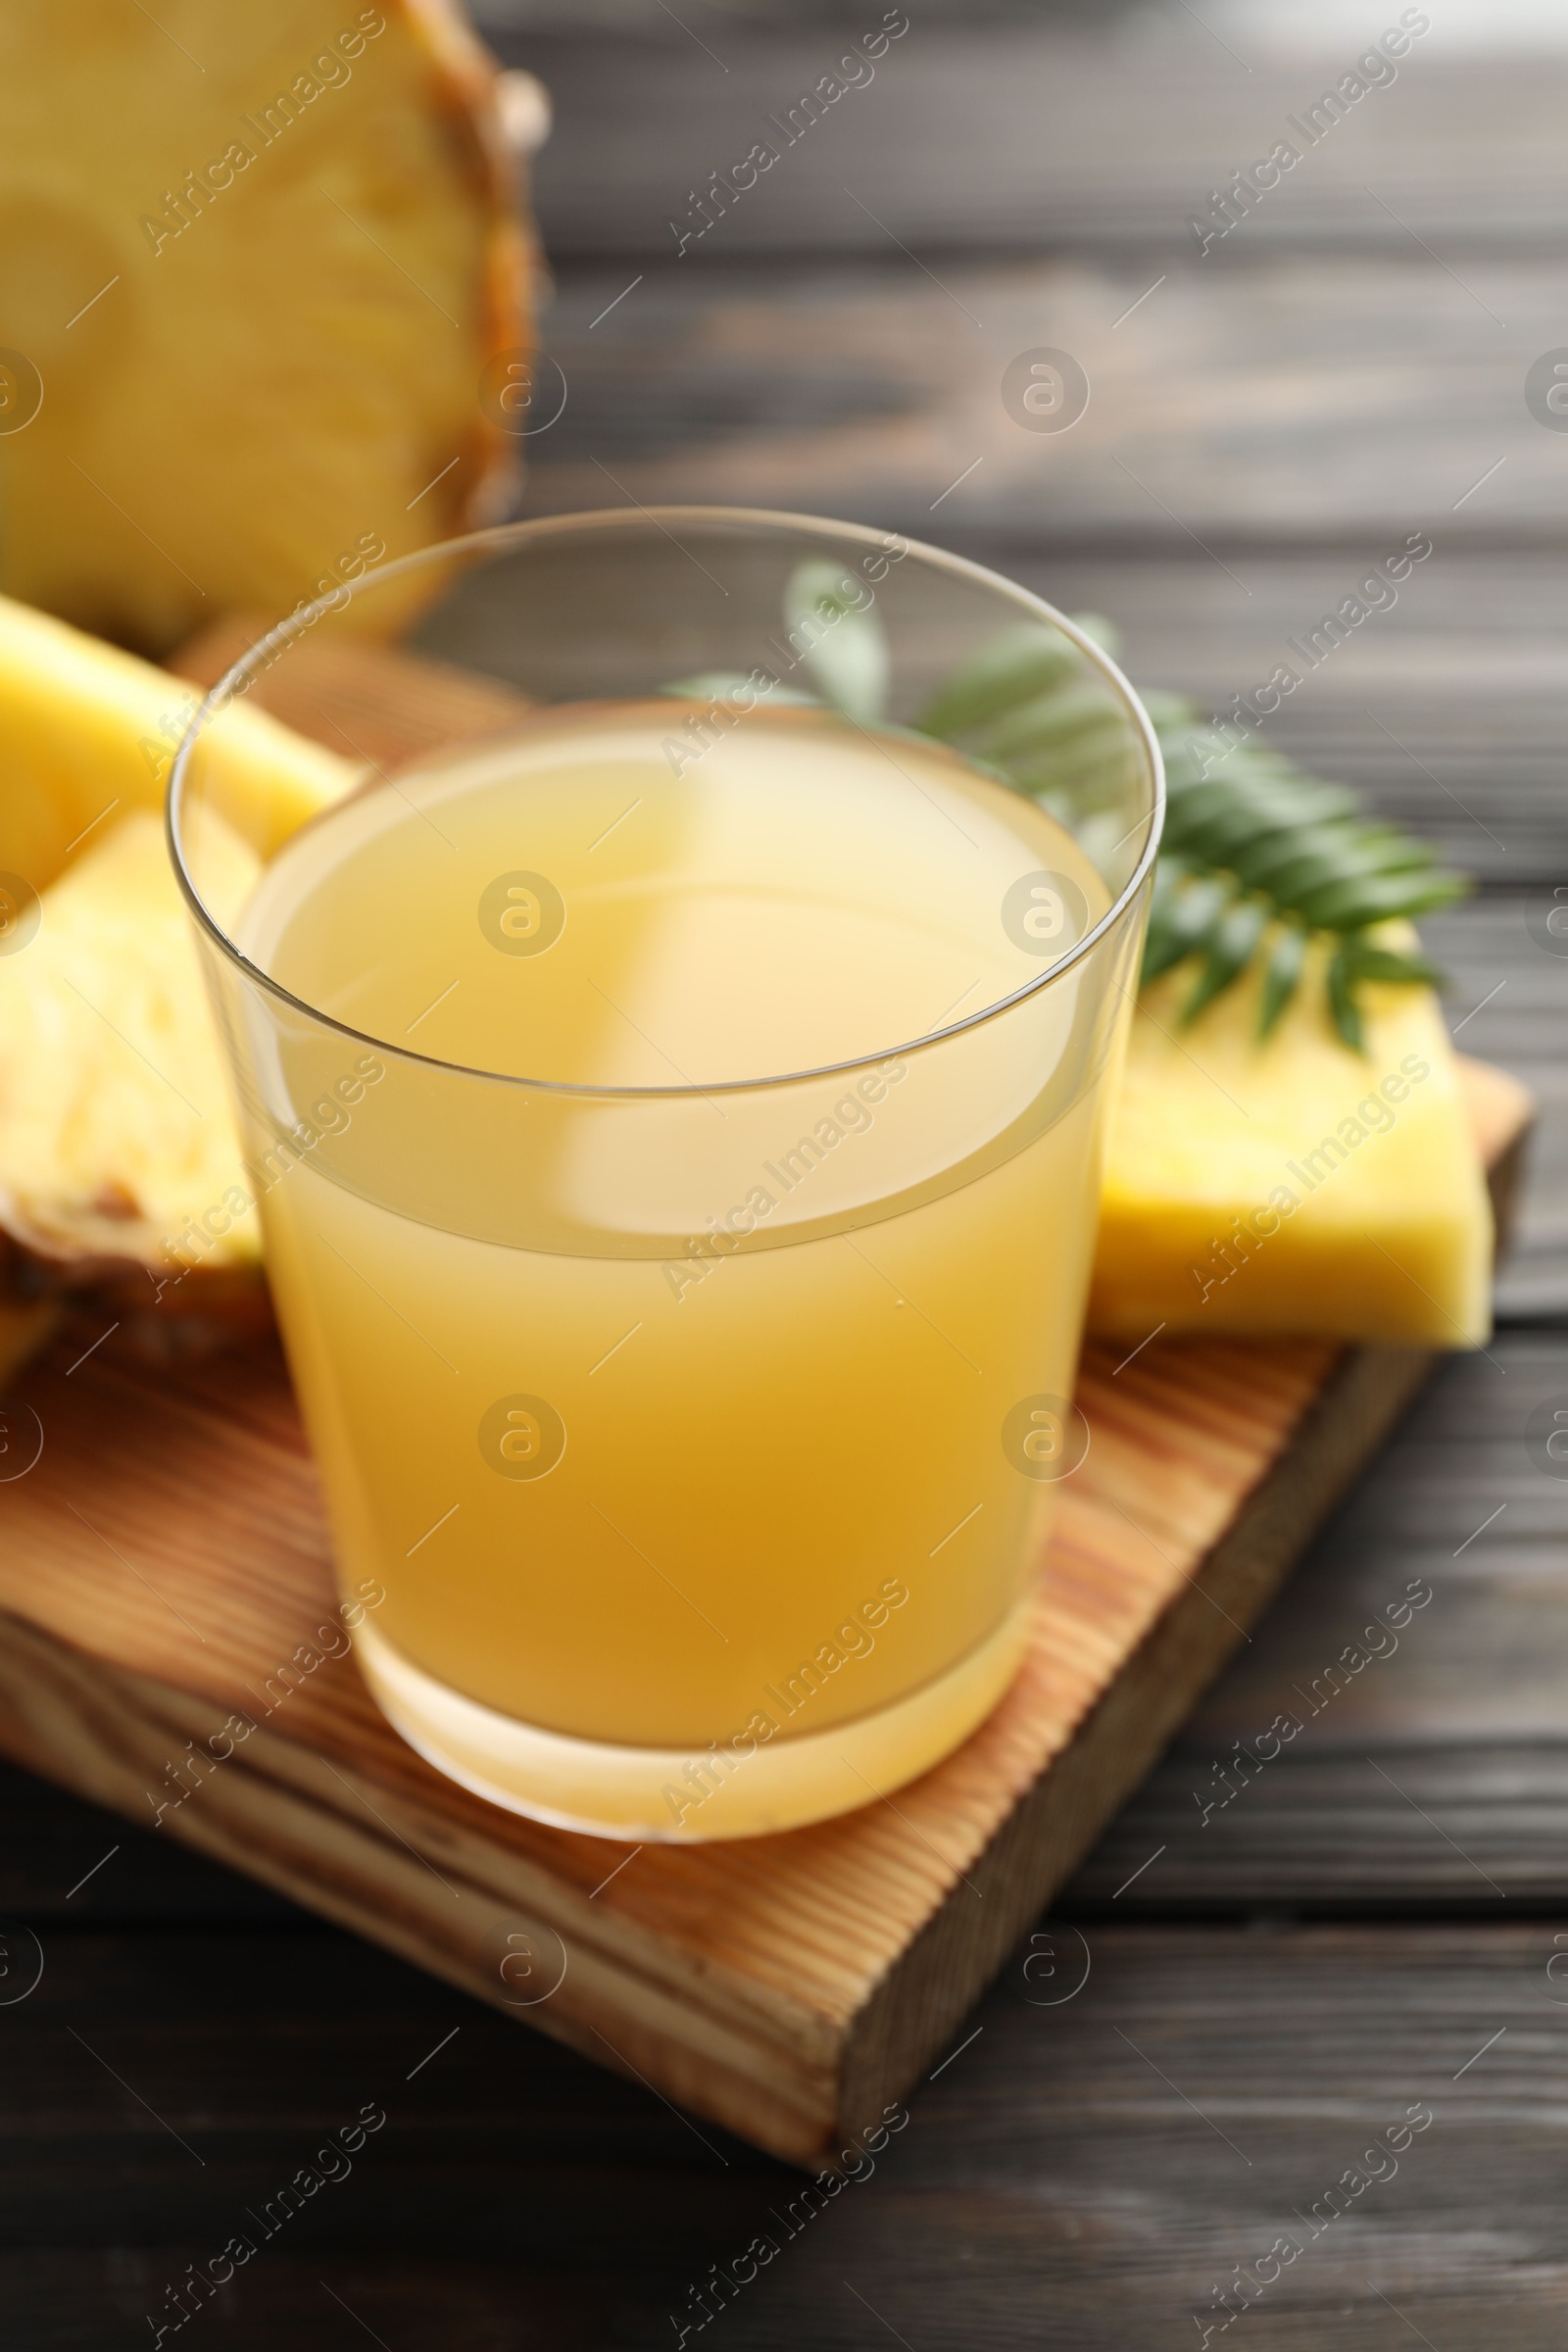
0;628;1534;2171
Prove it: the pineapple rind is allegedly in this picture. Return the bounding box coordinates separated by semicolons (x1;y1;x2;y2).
0;810;259;1276
0;596;354;1300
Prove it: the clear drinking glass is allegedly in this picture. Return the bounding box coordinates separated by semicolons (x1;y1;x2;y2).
169;509;1162;1840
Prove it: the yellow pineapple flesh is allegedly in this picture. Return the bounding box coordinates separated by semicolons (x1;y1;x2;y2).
0;0;534;656
0;596;355;1361
1090;943;1494;1348
0;592;351;895
0;810;259;1279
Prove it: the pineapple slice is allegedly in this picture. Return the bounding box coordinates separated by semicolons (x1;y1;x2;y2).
0;596;355;1364
0;809;258;1280
0;592;351;895
0;0;535;655
1090;943;1494;1348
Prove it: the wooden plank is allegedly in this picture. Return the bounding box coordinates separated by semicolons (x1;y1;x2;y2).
1073;1742;1568;1909
0;1063;1525;2171
0;2255;614;2352
507;26;1568;257
1069;1330;1568;1907
509;249;1568;542
1420;908;1568;1320
756;1923;1568;2352
0;1755;296;1924
3;1919;1565;2348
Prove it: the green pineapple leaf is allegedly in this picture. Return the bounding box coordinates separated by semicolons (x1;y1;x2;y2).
665;590;1468;1054
924;612;1466;1048
1256;922;1308;1040
782;561;890;726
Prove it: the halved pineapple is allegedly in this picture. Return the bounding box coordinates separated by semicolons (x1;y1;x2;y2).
0;0;538;655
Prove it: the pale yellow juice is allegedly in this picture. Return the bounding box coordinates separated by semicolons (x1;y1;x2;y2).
238;701;1114;1836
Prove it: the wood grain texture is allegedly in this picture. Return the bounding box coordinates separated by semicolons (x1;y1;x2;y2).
513;252;1551;548
3;1916;1564;2350
512;25;1568;258
1422;907;1568;1319
1068;1329;1568;1909
0;1063;1526;2168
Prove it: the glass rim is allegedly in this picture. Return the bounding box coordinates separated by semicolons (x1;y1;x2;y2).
167;505;1167;1102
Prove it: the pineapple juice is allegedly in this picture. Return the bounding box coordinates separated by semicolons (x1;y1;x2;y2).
237;700;1114;1836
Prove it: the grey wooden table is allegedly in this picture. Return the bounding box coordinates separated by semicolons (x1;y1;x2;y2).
5;5;1567;2344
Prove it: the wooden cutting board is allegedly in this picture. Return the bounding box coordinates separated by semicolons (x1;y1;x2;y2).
0;624;1534;2169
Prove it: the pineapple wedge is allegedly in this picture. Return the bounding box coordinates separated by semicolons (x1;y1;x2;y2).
0;596;354;1360
1090;941;1494;1347
0;810;259;1280
0;591;351;894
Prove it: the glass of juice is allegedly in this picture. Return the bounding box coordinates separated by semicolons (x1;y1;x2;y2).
169;510;1162;1840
